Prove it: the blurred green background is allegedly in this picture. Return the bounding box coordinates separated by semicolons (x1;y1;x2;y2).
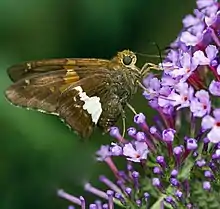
0;1;195;208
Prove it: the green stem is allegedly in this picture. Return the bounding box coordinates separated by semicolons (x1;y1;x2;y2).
150;193;172;209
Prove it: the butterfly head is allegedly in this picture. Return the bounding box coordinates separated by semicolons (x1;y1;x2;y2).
117;50;137;67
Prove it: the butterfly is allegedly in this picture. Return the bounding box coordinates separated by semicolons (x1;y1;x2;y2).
5;50;158;138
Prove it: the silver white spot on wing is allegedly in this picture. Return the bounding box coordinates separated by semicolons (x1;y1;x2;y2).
74;86;102;124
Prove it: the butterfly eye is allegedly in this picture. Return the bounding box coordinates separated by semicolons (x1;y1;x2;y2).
122;55;132;65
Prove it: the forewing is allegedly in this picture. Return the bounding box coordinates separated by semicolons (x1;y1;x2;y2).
5;64;110;114
57;74;110;138
7;58;109;82
5;57;118;138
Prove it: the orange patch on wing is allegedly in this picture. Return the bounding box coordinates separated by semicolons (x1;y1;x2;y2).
66;59;77;66
60;69;80;92
64;65;76;70
64;69;80;83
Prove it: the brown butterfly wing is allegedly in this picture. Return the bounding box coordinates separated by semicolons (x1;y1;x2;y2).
5;70;77;113
7;58;109;82
57;74;110;138
5;59;110;114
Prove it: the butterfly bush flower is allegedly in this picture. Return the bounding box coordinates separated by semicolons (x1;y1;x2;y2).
58;1;220;208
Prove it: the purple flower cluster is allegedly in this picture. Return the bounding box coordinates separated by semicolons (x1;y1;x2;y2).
58;1;220;208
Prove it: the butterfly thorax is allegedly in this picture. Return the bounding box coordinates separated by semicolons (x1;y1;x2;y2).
108;63;141;102
97;50;141;132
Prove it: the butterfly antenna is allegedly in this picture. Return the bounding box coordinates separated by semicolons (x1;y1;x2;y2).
135;52;165;59
149;42;164;68
135;42;166;68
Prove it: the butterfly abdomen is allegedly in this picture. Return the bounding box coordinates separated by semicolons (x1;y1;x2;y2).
97;69;138;132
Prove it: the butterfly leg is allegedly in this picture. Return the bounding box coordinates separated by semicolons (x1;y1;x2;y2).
126;102;137;115
136;80;153;95
121;109;126;137
140;62;161;78
139;62;161;94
